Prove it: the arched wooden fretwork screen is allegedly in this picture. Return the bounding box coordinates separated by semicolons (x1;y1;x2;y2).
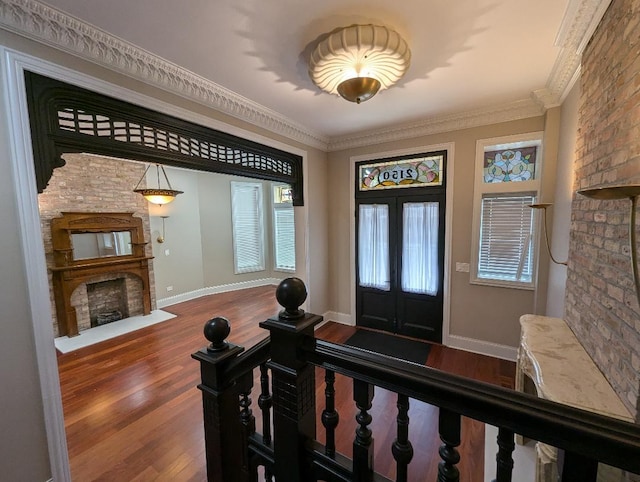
24;72;304;205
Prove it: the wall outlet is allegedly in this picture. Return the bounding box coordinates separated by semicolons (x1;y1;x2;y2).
456;262;470;273
166;285;173;292
164;249;170;256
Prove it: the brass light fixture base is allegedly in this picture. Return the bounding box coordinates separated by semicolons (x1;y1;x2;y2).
337;77;381;104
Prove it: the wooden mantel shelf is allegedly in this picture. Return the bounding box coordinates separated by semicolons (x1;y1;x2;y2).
49;255;153;272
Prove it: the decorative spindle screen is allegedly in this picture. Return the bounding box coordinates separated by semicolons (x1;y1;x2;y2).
24;72;304;205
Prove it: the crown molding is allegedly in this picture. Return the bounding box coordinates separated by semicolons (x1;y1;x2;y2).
543;0;612;106
0;0;329;150
0;0;610;153
327;99;544;152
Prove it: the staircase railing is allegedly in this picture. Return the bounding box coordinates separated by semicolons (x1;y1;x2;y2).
192;279;640;482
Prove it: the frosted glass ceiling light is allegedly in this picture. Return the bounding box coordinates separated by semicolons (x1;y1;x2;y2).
309;24;411;104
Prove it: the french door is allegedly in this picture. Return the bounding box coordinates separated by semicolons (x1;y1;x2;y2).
355;156;446;343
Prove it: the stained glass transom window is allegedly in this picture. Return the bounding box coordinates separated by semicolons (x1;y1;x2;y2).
483;147;537;183
359;155;443;191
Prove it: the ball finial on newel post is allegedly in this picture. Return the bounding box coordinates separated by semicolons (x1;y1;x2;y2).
203;316;231;353
276;277;307;321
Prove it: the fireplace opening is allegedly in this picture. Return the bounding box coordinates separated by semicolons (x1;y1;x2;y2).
87;278;129;327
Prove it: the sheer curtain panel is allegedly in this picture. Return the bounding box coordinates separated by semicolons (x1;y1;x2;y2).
401;202;439;295
358;204;390;291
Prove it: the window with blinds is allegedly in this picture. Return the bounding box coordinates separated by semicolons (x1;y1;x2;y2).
478;194;535;283
471;133;543;288
231;181;265;274
273;204;295;271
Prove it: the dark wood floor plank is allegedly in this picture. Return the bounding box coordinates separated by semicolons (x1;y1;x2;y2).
57;285;515;481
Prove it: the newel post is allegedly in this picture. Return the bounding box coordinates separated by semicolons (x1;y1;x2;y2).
192;316;245;482
259;278;324;482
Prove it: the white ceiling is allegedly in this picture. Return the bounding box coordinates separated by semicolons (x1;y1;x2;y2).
2;0;608;147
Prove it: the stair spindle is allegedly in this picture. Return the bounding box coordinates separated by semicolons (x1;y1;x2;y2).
264;466;274;482
322;369;339;457
437;408;461;482
392;393;413;482
239;375;254;434
353;379;375;482
493;427;514;482
558;449;598;482
258;363;272;445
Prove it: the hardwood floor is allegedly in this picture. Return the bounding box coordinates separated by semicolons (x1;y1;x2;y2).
57;285;515;481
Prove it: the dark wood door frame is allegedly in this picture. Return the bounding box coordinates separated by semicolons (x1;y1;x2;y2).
354;152;447;343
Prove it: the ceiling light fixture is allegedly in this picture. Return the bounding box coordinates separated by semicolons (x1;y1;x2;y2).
309;24;411;104
134;163;183;205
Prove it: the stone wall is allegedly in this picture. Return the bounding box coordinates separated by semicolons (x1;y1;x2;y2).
38;154;155;337
565;0;640;420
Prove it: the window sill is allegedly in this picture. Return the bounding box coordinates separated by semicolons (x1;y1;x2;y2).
470;277;535;291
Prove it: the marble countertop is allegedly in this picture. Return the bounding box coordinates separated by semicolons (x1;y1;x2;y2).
519;314;633;422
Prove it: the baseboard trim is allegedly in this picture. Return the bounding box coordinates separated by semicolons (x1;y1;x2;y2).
157;278;281;308
322;311;354;326
447;335;518;361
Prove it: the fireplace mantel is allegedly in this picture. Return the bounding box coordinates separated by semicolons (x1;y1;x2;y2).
50;212;153;337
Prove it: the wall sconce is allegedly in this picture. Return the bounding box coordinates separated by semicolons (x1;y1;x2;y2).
134;163;183;205
529;203;568;266
157;216;169;244
577;184;640;307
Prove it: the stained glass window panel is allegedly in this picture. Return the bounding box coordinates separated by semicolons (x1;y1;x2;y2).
483;147;537;183
360;155;443;191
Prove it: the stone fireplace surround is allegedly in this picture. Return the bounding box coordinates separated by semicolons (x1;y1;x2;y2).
73;273;145;332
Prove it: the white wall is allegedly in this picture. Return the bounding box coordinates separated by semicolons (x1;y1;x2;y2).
149;168;206;298
545;81;579;317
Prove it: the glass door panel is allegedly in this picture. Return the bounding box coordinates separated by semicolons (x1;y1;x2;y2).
401;202;439;295
358;204;390;291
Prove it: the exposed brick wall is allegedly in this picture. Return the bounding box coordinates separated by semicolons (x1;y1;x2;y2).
566;0;640;420
38;154;156;337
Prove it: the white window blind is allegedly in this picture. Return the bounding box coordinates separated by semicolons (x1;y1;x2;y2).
478;194;535;283
273;205;295;271
231;182;265;273
358;204;390;291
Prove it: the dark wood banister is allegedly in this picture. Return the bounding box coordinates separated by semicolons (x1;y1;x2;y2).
193;279;640;481
305;339;640;474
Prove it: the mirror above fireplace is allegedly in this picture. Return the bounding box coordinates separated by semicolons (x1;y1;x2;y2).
71;231;133;260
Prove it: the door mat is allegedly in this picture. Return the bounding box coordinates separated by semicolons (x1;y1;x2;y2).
344;329;431;365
